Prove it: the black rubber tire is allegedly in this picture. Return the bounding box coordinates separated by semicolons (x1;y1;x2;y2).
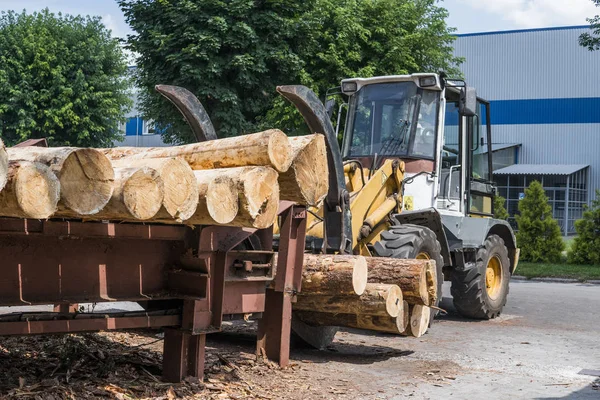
451;235;510;319
291;316;338;350
373;224;445;321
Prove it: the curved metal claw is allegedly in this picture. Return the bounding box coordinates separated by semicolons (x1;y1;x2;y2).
155;85;218;142
276;85;352;254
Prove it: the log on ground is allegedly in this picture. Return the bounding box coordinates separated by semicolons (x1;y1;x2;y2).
111;157;198;221
278;134;328;205
425;261;438;305
88;167;164;221
301;254;368;296
101;129;293;173
398;300;410;334
7;147;114;215
367;258;434;305
0;161;60;219
402;304;430;338
294;283;403;317
294;311;405;334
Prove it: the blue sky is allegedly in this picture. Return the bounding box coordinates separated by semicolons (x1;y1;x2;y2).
0;0;597;36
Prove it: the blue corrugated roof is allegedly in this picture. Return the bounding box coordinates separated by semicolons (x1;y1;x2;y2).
494;164;588;176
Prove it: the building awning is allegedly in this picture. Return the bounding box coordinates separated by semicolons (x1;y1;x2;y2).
474;143;521;155
491;143;521;151
494;164;589;176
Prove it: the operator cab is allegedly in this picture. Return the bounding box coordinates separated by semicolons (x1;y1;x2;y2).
338;73;495;218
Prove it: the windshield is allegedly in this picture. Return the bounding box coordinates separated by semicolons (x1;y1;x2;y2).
343;82;439;160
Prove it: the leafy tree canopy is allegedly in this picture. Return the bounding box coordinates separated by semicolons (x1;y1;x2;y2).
580;0;600;50
568;190;600;265
119;0;461;143
515;181;565;263
0;9;131;147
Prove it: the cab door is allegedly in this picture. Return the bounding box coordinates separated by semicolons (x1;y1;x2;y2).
437;94;464;214
467;99;494;216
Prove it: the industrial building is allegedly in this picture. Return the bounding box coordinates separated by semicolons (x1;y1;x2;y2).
454;25;600;234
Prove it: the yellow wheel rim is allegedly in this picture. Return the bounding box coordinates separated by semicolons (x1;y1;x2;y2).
486;255;503;300
416;252;430;260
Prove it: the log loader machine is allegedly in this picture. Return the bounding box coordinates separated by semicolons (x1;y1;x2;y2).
155;72;519;348
273;74;519;345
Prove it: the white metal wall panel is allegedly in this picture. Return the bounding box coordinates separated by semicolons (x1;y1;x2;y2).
493;124;600;199
454;27;598;101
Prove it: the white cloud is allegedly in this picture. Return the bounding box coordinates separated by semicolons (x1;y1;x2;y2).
102;14;122;37
457;0;597;28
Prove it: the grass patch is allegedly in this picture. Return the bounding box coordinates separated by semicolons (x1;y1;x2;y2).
516;262;600;281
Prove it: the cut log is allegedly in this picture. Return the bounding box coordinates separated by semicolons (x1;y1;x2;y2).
89;167;164;221
294;283;403;317
398;300;410;333
301;254;368;296
278;135;328;205
294;311;405;334
0;139;9;192
101;129;293;173
7;147;114;215
425;261;438;305
404;304;430;338
0;161;60;219
367;258;433;305
185;170;239;225
187;166;278;229
111;157;198;221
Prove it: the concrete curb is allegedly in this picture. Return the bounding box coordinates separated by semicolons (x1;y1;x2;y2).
511;276;600;285
511;275;528;281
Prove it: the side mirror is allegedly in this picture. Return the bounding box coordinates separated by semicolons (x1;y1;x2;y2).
459;87;477;117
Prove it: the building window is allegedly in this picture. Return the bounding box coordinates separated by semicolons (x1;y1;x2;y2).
142;119;156;135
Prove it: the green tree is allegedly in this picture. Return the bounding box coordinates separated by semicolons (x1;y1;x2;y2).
0;9;131;147
515;181;565;263
580;0;600;50
119;0;461;142
494;195;509;220
568;190;600;265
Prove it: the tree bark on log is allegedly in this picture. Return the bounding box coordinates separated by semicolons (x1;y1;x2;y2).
87;167;164;221
294;283;403;317
366;258;433;305
301;254;368;296
184;170;239;225
101;129;293;173
7;147;114;215
278;135;328;205
0;161;60;219
111;157;198;221
294;311;405;334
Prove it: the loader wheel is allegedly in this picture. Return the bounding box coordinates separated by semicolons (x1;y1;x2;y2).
373;225;444;321
451;235;510;319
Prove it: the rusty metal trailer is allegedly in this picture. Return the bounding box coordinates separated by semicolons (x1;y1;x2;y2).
0;202;307;383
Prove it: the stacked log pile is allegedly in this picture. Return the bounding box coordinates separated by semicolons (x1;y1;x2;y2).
0;130;329;226
0;129;438;338
293;255;438;338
